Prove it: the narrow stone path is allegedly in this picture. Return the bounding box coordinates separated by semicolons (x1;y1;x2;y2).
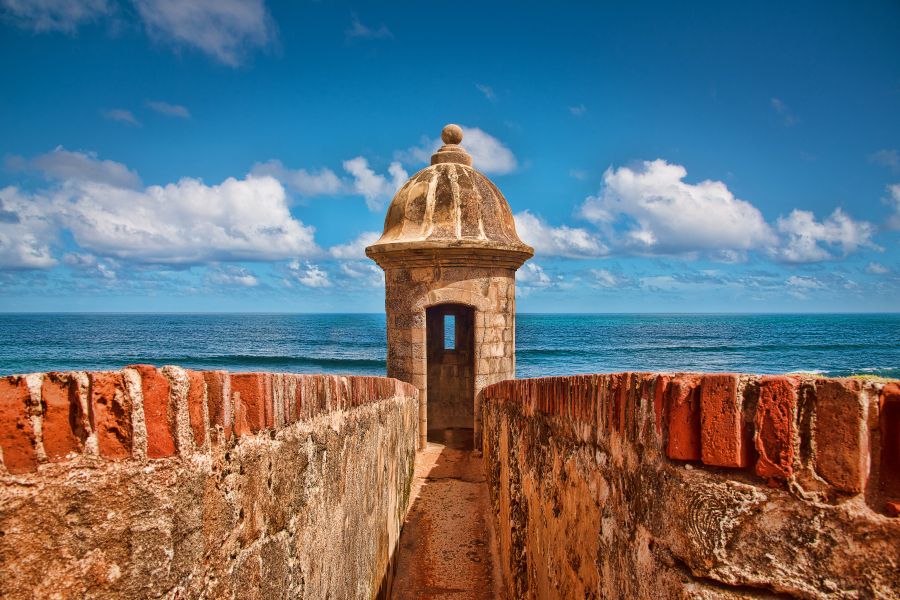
391;429;504;600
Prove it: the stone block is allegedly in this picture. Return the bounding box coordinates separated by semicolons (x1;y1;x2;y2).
186;370;206;447
879;382;900;500
813;379;867;493
666;375;701;461
0;376;37;473
88;371;133;459
203;370;231;440
40;372;86;461
231;373;271;435
129;365;176;458
653;375;668;435
700;374;748;468
754;377;796;479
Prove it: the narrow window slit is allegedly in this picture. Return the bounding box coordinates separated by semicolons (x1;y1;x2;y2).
444;314;456;350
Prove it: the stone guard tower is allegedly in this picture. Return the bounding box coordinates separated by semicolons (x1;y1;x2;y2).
367;124;533;450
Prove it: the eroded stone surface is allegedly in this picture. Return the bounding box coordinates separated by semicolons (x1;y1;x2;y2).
0;375;418;600
0;376;36;474
88;371;132;460
40;372;87;461
392;429;503;600
482;374;900;599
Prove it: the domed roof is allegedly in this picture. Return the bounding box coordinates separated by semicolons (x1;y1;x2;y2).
366;124;534;267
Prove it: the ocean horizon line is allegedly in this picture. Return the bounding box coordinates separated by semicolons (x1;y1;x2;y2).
1;311;899;316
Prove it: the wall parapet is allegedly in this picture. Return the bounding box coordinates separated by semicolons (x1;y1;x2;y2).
481;372;899;599
0;366;417;473
0;368;419;599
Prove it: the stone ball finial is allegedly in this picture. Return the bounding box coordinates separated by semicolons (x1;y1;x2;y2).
441;124;463;145
431;123;472;166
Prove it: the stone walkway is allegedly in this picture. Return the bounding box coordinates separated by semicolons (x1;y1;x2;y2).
391;429;504;600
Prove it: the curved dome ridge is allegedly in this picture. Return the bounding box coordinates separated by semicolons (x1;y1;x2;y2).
366;124;533;267
371;162;530;249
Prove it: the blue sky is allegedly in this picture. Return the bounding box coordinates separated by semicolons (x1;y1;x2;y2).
0;0;898;312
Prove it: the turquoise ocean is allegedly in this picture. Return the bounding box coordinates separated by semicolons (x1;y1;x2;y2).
0;313;897;379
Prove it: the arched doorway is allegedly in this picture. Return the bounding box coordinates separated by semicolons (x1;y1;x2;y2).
425;303;475;445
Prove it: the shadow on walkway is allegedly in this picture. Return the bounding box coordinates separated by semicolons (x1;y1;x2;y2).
390;428;504;600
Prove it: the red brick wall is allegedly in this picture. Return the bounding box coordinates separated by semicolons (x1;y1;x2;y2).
483;373;898;514
0;367;418;599
0;367;417;474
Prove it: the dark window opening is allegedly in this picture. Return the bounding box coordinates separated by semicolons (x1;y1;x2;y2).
426;304;476;446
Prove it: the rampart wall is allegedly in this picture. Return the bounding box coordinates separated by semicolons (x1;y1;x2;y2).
0;367;419;599
481;373;900;599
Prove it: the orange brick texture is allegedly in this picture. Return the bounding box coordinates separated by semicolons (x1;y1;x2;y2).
0;368;416;474
483;372;898;513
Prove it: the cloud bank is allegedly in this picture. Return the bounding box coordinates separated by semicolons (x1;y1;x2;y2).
575;159;876;263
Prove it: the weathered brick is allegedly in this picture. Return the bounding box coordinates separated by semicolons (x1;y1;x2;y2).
754;377;797;479
700;374;748;468
0;376;37;473
88;371;132;459
294;375;309;421
186;370;206;447
231;373;271;435
754;377;796;479
40;372;87;461
272;374;291;426
813;379;867;493
204;370;231;439
879;382;900;500
130;365;176;458
653;375;669;435
609;373;630;435
666;375;701;461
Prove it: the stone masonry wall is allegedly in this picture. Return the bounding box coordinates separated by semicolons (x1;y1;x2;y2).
481;373;900;599
384;263;516;447
0;367;418;599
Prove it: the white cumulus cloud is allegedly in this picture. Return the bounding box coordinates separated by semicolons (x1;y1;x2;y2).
54;175;317;263
288;260;331;288
514;211;607;258
517;262;552;287
134;0;275;67
0;187;57;269
396;126;517;175
1;148;324;270
580;159;776;257
342;157;407;211
775;208;877;263
254;158;406;211
329;231;381;260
